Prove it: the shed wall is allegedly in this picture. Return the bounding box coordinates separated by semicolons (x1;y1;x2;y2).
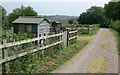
38;21;50;36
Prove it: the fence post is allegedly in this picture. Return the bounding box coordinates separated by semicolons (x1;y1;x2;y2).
76;29;78;43
41;35;45;57
33;34;36;45
62;30;68;47
2;40;9;73
67;29;69;47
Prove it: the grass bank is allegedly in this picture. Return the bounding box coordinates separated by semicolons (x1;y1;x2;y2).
109;28;120;54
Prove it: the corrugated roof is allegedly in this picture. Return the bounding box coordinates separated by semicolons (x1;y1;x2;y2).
12;16;45;24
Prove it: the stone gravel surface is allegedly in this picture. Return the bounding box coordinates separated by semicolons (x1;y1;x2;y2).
52;28;118;73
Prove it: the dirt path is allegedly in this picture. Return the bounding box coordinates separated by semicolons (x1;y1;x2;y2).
52;28;118;73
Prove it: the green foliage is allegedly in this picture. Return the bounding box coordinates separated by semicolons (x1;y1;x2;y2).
8;33;32;42
78;6;110;28
78;24;100;35
104;2;120;21
7;33;34;56
68;19;74;24
80;28;89;34
0;5;8;29
78;6;105;24
6;31;88;73
89;24;100;35
110;21;120;54
109;28;120;54
7;5;38;27
111;20;120;32
8;43;64;73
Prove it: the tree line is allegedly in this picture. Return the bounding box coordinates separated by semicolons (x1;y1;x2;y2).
68;1;120;29
77;1;120;29
1;1;120;31
1;5;38;29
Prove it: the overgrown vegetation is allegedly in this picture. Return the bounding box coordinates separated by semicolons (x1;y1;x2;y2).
6;26;100;73
7;40;87;73
78;24;100;35
110;20;120;54
105;1;120;54
109;28;120;55
110;20;120;32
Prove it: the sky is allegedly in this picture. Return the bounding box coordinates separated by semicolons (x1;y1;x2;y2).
1;0;111;16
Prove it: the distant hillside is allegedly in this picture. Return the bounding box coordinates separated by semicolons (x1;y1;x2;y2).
42;15;78;24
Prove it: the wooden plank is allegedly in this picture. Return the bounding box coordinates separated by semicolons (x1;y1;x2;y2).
69;30;78;34
69;36;77;40
0;41;62;64
0;45;4;49
0;33;63;49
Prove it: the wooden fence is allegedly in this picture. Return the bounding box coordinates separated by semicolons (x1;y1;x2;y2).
0;29;78;73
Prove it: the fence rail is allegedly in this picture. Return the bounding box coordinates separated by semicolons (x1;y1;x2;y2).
0;41;62;64
69;36;77;40
69;30;78;34
0;29;78;73
0;33;63;49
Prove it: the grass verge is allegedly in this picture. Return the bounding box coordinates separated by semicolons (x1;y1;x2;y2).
35;40;88;73
8;39;88;73
109;28;120;54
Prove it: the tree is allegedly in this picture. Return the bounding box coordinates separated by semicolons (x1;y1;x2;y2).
104;2;120;21
7;5;38;27
0;5;8;29
68;19;74;24
78;6;109;27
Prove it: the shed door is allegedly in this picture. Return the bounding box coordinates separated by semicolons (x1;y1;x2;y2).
32;25;37;33
18;24;25;33
26;25;32;32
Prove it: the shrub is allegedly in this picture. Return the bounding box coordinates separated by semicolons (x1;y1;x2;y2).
111;20;120;32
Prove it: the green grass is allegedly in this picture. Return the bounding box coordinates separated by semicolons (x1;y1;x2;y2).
109;28;120;54
63;24;89;28
8;40;88;73
78;25;100;36
86;56;108;73
33;40;88;73
8;24;99;73
89;27;100;35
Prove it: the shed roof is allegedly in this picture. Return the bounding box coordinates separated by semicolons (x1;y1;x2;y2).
52;21;61;24
12;16;49;24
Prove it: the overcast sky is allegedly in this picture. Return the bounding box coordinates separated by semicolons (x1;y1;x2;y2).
1;0;111;16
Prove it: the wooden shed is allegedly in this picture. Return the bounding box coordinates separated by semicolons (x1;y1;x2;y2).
12;16;50;37
51;21;62;33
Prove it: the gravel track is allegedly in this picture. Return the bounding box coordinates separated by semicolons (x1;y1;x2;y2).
52;28;118;73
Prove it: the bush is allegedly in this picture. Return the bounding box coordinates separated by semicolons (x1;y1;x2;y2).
111;20;120;32
110;20;120;54
81;28;89;34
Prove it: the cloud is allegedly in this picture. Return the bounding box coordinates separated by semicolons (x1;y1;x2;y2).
1;0;111;3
